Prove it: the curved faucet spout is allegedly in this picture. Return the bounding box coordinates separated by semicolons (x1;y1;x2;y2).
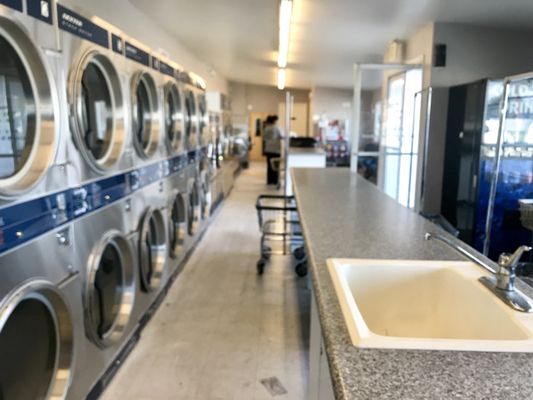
424;232;496;274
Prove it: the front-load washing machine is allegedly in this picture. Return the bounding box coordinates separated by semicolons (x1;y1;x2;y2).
124;39;164;167
159;60;184;159
186;171;202;238
59;3;130;186
180;72;199;152
0;3;70;207
69;197;138;399
166;165;188;276
208;111;224;210
197;90;209;149
0;214;82;400
198;155;213;221
130;178;169;323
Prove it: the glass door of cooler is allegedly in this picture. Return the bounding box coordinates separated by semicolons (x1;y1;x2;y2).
483;74;533;259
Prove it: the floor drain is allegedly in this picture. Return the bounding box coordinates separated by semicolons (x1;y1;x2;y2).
260;376;288;397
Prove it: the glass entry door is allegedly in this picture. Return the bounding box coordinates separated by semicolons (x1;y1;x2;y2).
381;69;422;208
352;63;423;209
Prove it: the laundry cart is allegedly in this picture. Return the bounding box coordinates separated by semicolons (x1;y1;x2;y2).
255;195;307;276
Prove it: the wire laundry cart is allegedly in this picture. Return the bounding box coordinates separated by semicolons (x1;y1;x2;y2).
255;195;307;276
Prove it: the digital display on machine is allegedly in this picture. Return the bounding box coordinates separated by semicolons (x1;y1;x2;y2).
125;42;150;67
0;0;22;12
57;5;109;48
27;0;53;24
111;34;124;55
159;61;174;77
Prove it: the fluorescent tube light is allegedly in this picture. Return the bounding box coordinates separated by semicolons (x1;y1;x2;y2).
278;68;286;90
278;0;293;68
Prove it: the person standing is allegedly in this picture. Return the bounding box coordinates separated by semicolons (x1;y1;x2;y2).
263;115;282;185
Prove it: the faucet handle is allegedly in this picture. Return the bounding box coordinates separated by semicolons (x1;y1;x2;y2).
498;245;532;270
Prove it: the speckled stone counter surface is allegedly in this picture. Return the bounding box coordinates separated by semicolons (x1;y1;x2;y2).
292;168;533;400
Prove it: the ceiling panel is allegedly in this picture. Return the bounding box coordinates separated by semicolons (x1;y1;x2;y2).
130;0;533;89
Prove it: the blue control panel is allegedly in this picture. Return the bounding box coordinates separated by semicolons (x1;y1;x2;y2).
0;149;206;255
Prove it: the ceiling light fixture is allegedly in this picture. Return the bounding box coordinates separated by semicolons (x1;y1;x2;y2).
278;0;293;69
278;68;286;90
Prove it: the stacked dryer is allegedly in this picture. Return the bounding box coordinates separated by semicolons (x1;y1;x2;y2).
0;3;81;400
0;1;219;399
56;2;140;398
161;65;188;278
125;45;170;323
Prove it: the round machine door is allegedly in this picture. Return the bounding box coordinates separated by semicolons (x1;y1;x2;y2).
0;280;74;400
199;164;212;220
0;17;58;196
138;208;167;292
207;114;217;162
169;192;186;258
163;82;184;154
131;72;160;159
187;180;200;236
184;90;197;150
69;50;125;172
197;93;208;146
86;231;135;347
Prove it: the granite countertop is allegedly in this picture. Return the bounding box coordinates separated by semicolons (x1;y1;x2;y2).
291;168;533;400
288;147;326;155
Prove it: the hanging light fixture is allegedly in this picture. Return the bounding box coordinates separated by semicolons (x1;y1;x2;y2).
278;0;293;69
278;68;286;90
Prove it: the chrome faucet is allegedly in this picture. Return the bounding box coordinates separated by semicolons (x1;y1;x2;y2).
496;246;532;291
425;232;533;313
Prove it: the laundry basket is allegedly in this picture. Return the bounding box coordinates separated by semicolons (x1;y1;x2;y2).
255;194;307;276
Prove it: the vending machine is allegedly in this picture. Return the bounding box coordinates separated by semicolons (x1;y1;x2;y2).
441;78;533;260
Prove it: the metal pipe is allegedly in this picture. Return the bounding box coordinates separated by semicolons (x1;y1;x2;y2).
425;232;496;274
483;79;510;256
418;87;432;213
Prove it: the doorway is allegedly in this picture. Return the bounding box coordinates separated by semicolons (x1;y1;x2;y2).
248;112;269;161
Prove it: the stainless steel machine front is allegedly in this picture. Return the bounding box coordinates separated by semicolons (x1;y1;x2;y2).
163;79;184;156
0;6;68;205
0;224;81;400
70;197;137;399
130;179;169;322
130;70;160;160
184;87;198;151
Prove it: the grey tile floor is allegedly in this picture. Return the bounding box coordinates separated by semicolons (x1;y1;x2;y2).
101;163;310;400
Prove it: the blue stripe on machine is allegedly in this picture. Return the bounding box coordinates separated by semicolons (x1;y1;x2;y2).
0;190;70;254
0;0;22;11
0;150;209;255
57;5;109;48
27;0;53;24
125;41;150;67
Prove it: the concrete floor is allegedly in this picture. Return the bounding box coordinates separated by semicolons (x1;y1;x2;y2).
101;163;310;400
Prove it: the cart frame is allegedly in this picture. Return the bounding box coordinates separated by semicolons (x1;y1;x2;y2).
255;194;307;276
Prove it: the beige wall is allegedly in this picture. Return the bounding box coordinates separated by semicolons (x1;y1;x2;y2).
309;86;353;137
67;0;228;93
228;81;310;133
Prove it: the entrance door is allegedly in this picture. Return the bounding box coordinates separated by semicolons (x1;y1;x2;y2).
248;112;269;161
278;102;308;136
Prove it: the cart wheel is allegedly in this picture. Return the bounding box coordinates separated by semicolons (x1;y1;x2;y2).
293;246;306;260
295;261;307;277
257;259;266;275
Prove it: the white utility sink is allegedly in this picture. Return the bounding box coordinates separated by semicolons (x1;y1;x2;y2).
327;259;533;352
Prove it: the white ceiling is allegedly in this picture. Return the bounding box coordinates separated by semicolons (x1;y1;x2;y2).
130;0;533;89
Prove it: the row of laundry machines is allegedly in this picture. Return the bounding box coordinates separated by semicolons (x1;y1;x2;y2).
0;1;234;399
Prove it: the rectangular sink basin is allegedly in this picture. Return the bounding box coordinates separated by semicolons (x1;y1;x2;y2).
327;259;533;352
